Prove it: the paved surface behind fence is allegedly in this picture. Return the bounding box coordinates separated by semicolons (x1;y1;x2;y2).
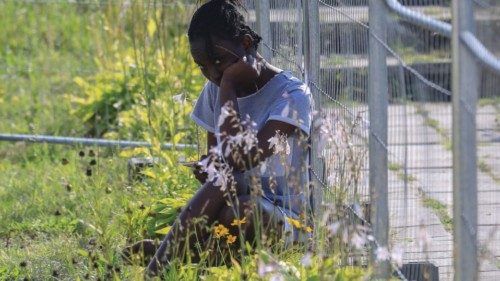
325;102;500;281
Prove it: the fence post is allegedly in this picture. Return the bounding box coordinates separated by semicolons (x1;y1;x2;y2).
303;0;320;86
303;0;322;220
255;0;271;61
368;0;390;278
452;0;479;280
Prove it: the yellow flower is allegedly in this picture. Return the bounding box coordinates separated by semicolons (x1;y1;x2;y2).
226;234;237;244
213;224;229;238
302;226;313;233
230;217;247;226
287;217;302;229
286;218;313;233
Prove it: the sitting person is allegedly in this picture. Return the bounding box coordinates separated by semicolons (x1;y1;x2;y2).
129;0;313;275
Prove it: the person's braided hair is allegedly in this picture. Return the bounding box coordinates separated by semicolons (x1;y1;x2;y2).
188;0;262;59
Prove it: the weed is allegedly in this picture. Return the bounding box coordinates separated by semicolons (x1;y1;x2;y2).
422;197;453;232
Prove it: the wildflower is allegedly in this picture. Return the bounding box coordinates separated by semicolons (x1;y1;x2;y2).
268;136;280;152
172;93;184;103
242;130;258;154
258;260;279;277
350;232;366;249
268;132;290;155
269;274;285;281
259;161;267;174
327;222;340;235
218;102;233;126
213;169;229;191
286;217;302;229
417;221;431;251
375;246;390;261
302;226;313;233
213;224;229;238
391;246;404;267
231;217;247;226
226;234;236;244
300;252;313;267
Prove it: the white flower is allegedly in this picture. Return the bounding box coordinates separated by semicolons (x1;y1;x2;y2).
213;173;228;190
268;133;290;155
204;161;218;183
391;246;404;267
351;232;366;249
269;274;284;281
417;222;431;251
268;135;280;152
258;260;279;277
218;103;232;126
300;252;313;267
259;161;267;174
242;131;258;154
375;246;390;261
327;222;340;235
172;93;184;103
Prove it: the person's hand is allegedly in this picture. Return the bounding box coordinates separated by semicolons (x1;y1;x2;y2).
193;154;209;183
220;54;262;90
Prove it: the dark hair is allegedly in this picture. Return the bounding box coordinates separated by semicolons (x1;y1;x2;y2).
188;0;262;59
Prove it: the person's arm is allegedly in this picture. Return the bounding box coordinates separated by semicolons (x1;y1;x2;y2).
218;61;300;170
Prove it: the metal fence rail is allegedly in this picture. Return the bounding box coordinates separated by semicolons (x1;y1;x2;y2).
0;133;197;150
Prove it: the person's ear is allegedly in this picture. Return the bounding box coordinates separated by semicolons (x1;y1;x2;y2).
241;34;255;52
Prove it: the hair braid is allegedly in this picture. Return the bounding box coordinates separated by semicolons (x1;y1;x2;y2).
188;0;262;59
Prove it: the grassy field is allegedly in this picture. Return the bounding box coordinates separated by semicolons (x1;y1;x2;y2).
0;1;373;280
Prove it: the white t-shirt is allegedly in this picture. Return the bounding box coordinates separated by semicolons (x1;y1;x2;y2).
190;71;312;214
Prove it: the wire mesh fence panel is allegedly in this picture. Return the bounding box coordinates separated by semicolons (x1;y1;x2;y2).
472;1;500;280
383;1;455;280
314;1;457;279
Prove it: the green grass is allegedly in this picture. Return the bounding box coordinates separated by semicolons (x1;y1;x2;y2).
478;160;500;184
421;197;453;232
0;1;375;280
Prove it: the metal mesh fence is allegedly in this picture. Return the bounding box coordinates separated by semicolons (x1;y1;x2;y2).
1;0;499;280
473;1;500;280
246;0;499;280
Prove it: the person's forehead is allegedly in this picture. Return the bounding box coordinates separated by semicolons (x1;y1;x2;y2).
190;37;239;56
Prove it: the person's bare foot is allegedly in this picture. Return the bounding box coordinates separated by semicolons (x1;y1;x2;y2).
122;239;159;266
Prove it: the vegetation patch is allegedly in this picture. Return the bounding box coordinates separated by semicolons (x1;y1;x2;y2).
422;197;453;232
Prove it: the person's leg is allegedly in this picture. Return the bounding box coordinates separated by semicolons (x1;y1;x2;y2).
146;172;247;275
122;239;159;266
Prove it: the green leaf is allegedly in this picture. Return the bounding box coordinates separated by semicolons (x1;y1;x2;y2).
155;226;171;235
